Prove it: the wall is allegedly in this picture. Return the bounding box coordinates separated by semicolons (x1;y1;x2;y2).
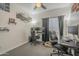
68;11;79;26
33;6;71;43
33;6;70;18
67;11;79;40
0;4;31;54
0;4;72;54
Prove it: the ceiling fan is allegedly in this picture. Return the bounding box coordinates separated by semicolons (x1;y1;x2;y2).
34;3;47;10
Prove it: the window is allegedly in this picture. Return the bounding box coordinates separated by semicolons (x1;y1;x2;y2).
0;3;10;12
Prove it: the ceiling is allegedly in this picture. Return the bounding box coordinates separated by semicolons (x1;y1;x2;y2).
15;3;71;15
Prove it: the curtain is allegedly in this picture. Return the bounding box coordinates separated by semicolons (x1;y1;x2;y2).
42;18;49;42
58;16;64;39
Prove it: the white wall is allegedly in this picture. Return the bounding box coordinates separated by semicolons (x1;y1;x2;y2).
32;6;71;43
68;11;79;26
67;11;79;40
0;4;72;54
32;6;70;18
0;4;31;54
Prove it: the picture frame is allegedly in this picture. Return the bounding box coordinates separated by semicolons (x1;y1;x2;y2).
8;18;16;25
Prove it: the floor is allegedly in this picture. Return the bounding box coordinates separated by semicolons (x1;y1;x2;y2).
1;42;57;56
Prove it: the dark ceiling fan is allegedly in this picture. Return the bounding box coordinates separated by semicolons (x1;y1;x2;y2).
34;3;47;10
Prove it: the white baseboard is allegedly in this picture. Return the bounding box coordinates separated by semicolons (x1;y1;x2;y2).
0;41;28;55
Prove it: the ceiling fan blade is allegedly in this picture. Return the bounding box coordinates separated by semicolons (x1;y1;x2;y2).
41;4;47;9
33;3;47;10
34;6;37;9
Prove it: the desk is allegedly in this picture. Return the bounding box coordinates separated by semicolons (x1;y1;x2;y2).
60;40;79;56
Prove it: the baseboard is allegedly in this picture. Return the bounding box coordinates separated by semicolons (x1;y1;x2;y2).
0;41;28;55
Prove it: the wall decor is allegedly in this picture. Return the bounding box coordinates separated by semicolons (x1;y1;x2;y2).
16;13;32;22
72;3;79;12
0;27;9;32
8;18;16;25
0;3;10;12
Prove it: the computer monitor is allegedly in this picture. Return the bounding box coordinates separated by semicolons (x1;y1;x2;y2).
68;26;78;35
